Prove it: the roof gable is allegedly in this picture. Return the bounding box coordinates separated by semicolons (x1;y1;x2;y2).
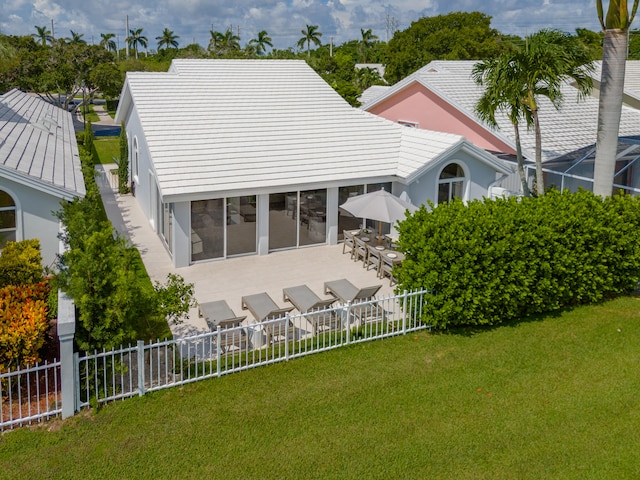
0;89;85;200
362;60;640;163
117;59;506;200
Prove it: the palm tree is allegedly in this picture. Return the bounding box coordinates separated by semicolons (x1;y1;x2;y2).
473;55;533;196
218;29;240;56
156;28;180;50
68;30;86;45
517;29;594;195
127;28;148;59
33;25;53;46
100;33;117;53
248;30;273;56
593;0;639;197
208;30;223;54
358;28;378;62
297;24;322;57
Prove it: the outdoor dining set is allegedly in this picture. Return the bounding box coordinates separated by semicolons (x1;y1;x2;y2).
342;230;404;286
197;278;388;352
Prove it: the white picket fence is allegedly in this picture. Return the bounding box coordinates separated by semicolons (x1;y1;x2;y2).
2;289;429;430
0;360;62;430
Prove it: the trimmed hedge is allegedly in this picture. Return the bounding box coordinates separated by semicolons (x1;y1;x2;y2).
396;190;640;329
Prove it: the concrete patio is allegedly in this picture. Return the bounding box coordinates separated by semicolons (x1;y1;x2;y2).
96;164;397;338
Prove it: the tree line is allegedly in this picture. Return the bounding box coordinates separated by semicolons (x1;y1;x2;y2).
4;11;638;109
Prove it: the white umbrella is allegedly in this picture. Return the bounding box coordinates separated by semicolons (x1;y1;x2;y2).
339;189;418;240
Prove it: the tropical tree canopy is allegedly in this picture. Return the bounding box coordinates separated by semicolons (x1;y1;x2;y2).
248;30;273;56
100;33;117;53
297;24;322;56
68;30;86;45
156;28;180;50
127;28;148;58
385;12;509;83
33;25;52;46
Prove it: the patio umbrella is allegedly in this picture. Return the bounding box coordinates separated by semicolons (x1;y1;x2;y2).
339;189;418;241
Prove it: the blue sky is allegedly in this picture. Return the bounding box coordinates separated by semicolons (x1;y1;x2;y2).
1;0;635;51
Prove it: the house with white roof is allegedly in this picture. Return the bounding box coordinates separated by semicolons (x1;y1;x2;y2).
0;89;85;268
360;60;640;194
115;59;511;268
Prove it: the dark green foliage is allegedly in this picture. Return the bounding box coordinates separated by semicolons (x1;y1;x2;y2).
56;141;191;350
385;12;513;84
0;239;43;288
118;123;129;194
396;190;640;329
153;273;197;325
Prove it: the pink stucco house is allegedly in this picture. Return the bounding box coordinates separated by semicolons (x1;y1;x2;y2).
361;61;640;195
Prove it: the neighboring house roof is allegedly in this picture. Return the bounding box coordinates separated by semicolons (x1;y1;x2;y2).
0;89;85;200
591;60;640;110
359;85;391;105
360;60;640;163
116;59;509;202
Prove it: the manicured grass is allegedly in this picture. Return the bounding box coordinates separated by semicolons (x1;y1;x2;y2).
81;104;100;123
93;136;120;165
2;296;640;478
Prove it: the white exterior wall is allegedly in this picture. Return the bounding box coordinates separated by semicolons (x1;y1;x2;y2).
406;152;497;207
0;177;63;269
125;107;156;230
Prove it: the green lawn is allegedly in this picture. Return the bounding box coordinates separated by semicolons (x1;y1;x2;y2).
2;296;639;479
93;136;120;165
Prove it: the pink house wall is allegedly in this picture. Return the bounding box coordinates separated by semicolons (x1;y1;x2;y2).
368;83;516;155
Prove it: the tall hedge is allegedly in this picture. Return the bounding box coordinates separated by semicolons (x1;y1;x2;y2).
396;190;640;329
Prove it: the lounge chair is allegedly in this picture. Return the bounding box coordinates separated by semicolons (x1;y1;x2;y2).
283;285;339;335
324;279;386;326
198;300;248;352
323;279;382;303
241;292;295;344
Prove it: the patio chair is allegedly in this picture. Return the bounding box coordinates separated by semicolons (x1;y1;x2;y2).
365;244;383;275
241;292;295;344
342;230;356;259
283;285;339;335
353;236;368;265
198;300;249;352
324;279;386;326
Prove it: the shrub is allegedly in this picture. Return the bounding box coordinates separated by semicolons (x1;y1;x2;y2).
0;281;50;370
396;190;640;329
0;239;44;288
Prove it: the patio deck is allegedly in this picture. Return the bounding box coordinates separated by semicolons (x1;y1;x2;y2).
97;164;397;338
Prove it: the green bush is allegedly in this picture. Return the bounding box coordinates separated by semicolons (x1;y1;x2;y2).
396;190;640;329
0;239;43;288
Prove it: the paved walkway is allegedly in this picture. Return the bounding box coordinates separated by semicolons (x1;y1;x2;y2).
96;165;396;338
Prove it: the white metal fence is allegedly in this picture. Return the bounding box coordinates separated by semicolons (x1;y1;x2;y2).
0;361;61;431
2;289;429;429
76;289;429;407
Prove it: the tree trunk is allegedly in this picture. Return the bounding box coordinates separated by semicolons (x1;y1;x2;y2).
532;108;544;195
512;122;531;196
593;29;628;197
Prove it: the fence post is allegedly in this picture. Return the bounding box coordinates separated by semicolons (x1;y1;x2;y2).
57;290;76;418
402;290;408;334
137;340;145;396
344;302;351;345
216;328;221;376
284;313;290;361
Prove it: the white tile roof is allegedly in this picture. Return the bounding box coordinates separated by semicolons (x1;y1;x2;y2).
0;89;85;200
592;60;640;105
117;59;506;200
361;60;640;163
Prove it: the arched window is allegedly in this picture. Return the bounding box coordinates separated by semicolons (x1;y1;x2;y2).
0;190;16;248
438;163;465;204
